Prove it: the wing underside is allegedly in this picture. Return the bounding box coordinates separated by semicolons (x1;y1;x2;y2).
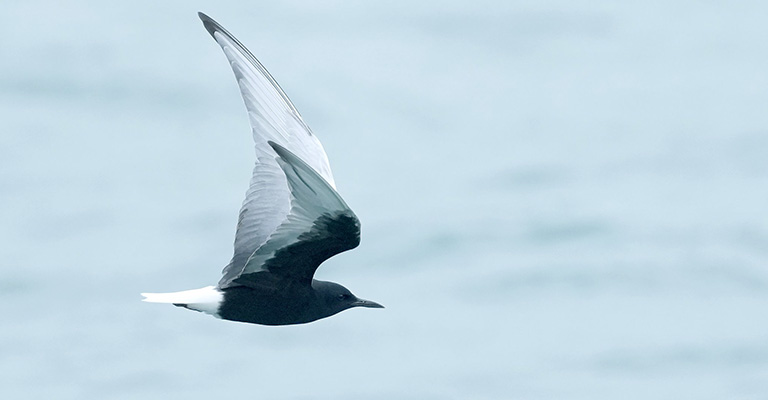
197;13;340;283
225;142;360;288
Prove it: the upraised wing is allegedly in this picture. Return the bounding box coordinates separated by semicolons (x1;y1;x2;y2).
198;13;338;285
227;142;360;288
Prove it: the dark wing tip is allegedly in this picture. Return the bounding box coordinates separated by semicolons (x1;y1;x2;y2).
268;141;300;173
267;141;310;175
267;140;289;158
267;141;301;167
198;12;223;38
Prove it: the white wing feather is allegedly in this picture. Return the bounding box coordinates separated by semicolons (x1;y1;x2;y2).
232;142;358;286
198;14;337;285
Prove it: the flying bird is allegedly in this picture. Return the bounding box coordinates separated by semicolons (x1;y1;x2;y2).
141;13;383;326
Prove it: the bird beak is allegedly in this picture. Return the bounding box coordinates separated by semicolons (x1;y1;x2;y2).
352;298;384;308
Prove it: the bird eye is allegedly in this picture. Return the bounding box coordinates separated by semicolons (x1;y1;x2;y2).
338;294;350;301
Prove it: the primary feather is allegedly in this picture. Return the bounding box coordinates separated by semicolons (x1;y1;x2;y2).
198;13;337;287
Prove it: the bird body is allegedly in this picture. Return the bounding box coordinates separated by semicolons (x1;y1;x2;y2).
219;280;369;326
141;13;382;326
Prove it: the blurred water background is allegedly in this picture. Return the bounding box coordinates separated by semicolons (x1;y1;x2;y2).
2;1;768;399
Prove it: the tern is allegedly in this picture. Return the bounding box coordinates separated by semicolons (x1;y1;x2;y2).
141;13;383;326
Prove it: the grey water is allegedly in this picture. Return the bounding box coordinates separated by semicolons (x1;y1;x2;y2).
2;1;768;399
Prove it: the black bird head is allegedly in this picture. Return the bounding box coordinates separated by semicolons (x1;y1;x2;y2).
313;281;384;317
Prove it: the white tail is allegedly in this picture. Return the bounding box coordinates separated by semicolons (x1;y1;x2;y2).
141;286;223;317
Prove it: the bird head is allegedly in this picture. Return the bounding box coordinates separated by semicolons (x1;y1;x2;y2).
314;281;384;316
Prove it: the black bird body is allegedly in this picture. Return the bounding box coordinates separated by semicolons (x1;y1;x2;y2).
219;280;362;326
142;13;382;325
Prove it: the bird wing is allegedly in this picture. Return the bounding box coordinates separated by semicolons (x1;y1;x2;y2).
198;13;338;285
226;142;360;288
